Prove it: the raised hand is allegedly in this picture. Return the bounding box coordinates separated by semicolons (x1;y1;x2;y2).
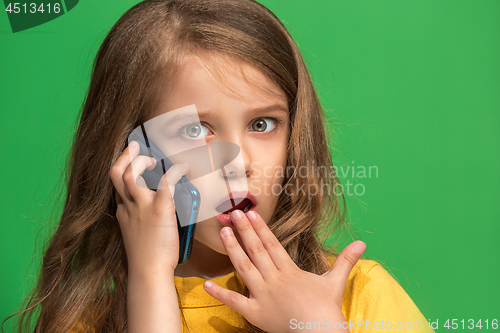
109;140;188;333
109;140;189;272
203;210;366;333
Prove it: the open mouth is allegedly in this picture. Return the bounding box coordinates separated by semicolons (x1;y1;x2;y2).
216;197;253;215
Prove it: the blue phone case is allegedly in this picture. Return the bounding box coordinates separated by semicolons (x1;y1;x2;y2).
128;125;201;264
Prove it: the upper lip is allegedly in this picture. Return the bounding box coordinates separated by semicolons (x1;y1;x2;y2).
215;191;257;213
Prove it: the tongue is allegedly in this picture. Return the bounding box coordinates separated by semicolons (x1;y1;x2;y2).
216;198;252;214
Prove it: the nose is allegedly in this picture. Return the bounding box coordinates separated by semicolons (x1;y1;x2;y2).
220;142;251;178
209;139;251;179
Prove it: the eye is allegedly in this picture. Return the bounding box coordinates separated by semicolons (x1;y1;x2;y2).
250;118;276;133
182;123;210;139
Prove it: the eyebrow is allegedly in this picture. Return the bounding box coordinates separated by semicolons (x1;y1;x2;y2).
245;104;289;115
195;104;289;118
159;103;289;128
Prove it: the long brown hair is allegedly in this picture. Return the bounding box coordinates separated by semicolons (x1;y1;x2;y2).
5;0;349;332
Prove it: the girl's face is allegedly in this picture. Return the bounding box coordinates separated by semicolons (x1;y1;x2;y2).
151;55;289;255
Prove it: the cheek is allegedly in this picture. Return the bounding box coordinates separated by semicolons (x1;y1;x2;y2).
250;154;287;194
260;167;285;195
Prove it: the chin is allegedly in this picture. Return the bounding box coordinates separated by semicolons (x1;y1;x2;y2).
195;235;229;255
212;245;228;256
205;240;228;255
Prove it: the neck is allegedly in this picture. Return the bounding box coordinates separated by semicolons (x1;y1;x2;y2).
174;239;234;279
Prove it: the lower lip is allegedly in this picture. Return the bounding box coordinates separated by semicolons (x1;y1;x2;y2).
215;204;257;226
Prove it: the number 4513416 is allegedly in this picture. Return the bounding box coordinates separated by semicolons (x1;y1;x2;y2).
444;319;498;330
5;3;61;14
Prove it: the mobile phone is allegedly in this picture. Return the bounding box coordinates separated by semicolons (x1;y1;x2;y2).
127;125;201;264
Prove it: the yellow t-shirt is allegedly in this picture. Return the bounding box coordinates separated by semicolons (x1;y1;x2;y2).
174;258;435;332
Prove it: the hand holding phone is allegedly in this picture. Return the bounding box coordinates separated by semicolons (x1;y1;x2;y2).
109;143;188;276
128;125;201;264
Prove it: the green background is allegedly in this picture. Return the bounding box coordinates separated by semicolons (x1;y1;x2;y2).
1;0;499;331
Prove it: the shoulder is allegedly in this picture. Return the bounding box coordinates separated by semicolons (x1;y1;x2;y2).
327;257;434;332
327;256;411;304
327;257;402;292
327;257;386;290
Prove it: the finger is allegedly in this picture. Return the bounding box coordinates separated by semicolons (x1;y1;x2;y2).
153;162;190;208
110;141;140;202
115;189;124;206
245;210;296;271
131;156;158;189
203;280;251;317
220;226;264;291
136;175;148;190
123;154;157;201
230;210;277;280
325;240;366;299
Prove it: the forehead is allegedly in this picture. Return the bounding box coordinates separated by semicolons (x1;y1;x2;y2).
154;53;288;117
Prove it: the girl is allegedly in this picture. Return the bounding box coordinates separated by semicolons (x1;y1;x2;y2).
10;0;433;332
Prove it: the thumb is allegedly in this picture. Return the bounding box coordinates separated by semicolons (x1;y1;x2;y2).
323;240;366;298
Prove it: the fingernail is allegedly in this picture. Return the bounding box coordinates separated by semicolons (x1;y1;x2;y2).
204;280;213;288
150;157;157;166
221;227;233;237
231;210;244;221
129;141;137;147
353;241;366;254
246;211;257;221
